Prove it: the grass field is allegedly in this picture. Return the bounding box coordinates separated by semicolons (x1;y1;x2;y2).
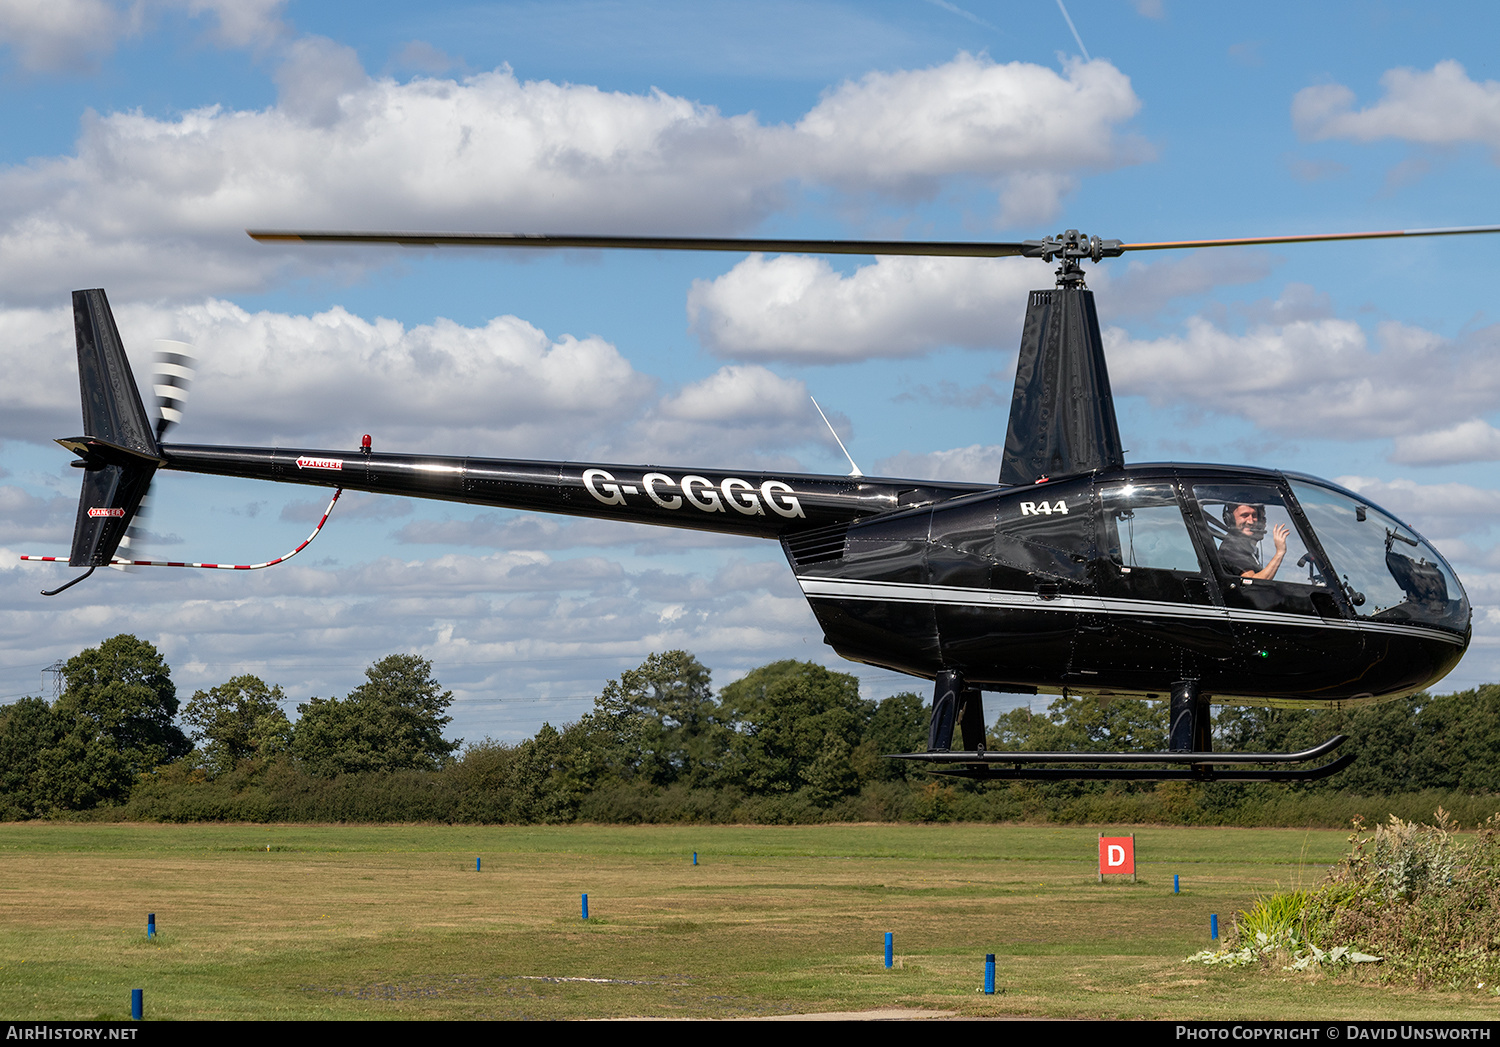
1;822;1497;1021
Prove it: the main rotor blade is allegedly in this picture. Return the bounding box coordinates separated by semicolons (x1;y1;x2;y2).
247;230;1032;258
1121;223;1500;252
250;223;1500;260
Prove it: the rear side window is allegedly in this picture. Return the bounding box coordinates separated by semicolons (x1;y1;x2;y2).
1099;482;1201;573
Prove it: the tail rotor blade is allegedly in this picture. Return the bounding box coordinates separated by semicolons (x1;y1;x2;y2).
111;489;153;572
151;340;196;440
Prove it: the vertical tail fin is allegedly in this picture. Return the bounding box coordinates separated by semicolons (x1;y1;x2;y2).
61;289;162;566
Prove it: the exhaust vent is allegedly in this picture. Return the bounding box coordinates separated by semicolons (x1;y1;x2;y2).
782;521;850;567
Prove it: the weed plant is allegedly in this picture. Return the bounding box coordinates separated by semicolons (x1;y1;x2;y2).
1303;810;1500;989
1198;809;1500;990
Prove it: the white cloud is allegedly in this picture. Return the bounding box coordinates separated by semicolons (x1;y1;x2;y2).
1391;418;1500;465
1332;476;1500;545
280;492;412;523
1105;295;1500;440
184;0;286;49
161;302;651;453
656;364;807;423
794;54;1146;200
273;36;367;127
687;249;1288;363
4;298;845;469
875;443;1004;483
0;537;821;741
688;255;1039;361
0;484;73;541
1093;250;1278;319
0;0;131;72
0;53;1145;304
1294;60;1500;148
0;304;78;437
392;514;750;553
0;298;654;452
634;365;839;463
0;0;287;73
394;40;456;75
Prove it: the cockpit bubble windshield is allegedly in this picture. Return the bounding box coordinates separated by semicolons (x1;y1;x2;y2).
1289;481;1469;633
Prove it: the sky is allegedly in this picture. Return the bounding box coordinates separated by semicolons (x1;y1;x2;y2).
0;0;1497;743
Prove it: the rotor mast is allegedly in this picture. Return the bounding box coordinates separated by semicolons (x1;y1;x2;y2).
1019;229;1124;288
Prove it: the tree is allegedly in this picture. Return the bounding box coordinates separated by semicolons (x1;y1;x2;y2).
292;654;459;777
595;651;724;787
720;660;873;798
856;691;929;781
992;693;1164;753
181;675;293;775
36;634;191;808
0;697;59;818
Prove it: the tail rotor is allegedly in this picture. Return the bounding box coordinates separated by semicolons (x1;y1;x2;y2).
113;341;197;571
26;288;339;591
151;340;196;440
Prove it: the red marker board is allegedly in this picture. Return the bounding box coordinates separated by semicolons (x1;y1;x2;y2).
1098;835;1135;878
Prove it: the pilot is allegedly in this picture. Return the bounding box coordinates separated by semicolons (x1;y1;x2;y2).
1218;503;1289;581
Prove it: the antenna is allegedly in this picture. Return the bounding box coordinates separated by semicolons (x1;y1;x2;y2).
810;397;863;477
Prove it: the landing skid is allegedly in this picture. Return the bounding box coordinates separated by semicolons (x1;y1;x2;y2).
890;734;1352;782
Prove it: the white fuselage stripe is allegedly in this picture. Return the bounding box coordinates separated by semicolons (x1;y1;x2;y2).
794;576;1465;646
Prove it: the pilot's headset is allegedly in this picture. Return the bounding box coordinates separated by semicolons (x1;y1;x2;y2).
1222;502;1267;540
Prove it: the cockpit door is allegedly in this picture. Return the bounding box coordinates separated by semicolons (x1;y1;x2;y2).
1189;480;1363;698
1071;479;1232;692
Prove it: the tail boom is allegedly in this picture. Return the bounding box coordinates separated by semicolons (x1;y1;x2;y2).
159;443;989;539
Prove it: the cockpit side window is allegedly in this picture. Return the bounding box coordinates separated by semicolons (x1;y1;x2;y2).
1191;483;1332;618
1192;484;1321;587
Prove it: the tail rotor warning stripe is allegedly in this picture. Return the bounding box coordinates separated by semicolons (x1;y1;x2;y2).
22;489;342;571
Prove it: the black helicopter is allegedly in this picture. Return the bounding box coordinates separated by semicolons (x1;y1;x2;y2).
30;224;1485;781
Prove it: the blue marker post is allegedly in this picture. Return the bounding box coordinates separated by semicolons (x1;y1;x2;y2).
884;932;893;969
476;857;481;872
1210;913;1219;940
131;989;142;1021
693;852;698;866
146;913;155;940
1174;874;1180;894
984;954;996;995
582;893;589;920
